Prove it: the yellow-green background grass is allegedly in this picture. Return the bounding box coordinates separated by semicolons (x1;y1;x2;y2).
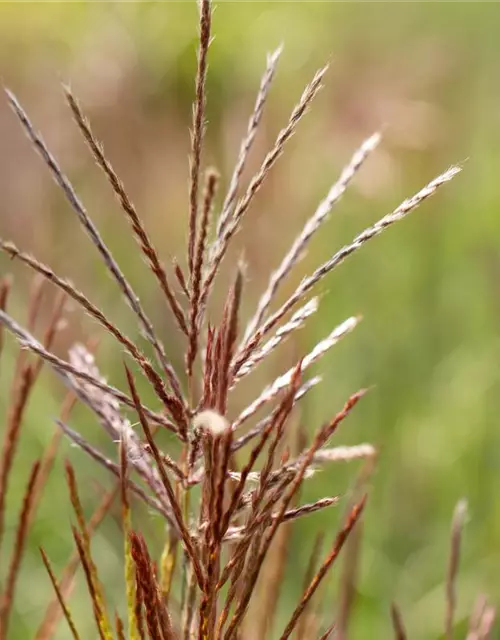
1;2;500;638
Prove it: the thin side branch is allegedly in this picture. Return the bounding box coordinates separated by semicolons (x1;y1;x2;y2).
64;87;189;337
188;0;212;279
215;45;282;239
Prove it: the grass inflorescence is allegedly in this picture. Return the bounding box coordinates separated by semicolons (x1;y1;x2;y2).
0;1;494;639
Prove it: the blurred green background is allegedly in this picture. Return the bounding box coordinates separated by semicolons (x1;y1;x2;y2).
1;2;500;638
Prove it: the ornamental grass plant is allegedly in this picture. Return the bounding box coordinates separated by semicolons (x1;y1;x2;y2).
0;2;494;639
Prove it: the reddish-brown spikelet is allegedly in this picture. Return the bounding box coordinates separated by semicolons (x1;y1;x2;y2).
208;327;223;411
206;430;220;548
187;169;219;376
199;323;213;412
335;456;376;639
115;613;126;640
126;365;205;590
65;461;89;545
196;424;213;546
39;548;81;640
278;497;338;523
3;359;75;613
187;427;203;483
35;485;118;639
0;460;41;640
25;274;46;333
0;356;32;553
195;170;219;299
296;533;325;640
119;432;140;640
468;594;496;639
278;496;366;639
134;573;146;640
173;257;189;299
197;413;233;640
336;520;363;640
31;291;66;377
1;296;69;547
213;424;232;543
130;532;176;640
318;622;336;640
130;533;162;640
72;527;108;640
446;500;467;640
390;602;407;640
216;267;243;414
0;276;12;364
0;277;51;553
188;0;212;279
160;531;179;608
65;462;113;638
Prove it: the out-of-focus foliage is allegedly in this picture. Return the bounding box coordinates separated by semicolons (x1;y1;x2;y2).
1;2;500;638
